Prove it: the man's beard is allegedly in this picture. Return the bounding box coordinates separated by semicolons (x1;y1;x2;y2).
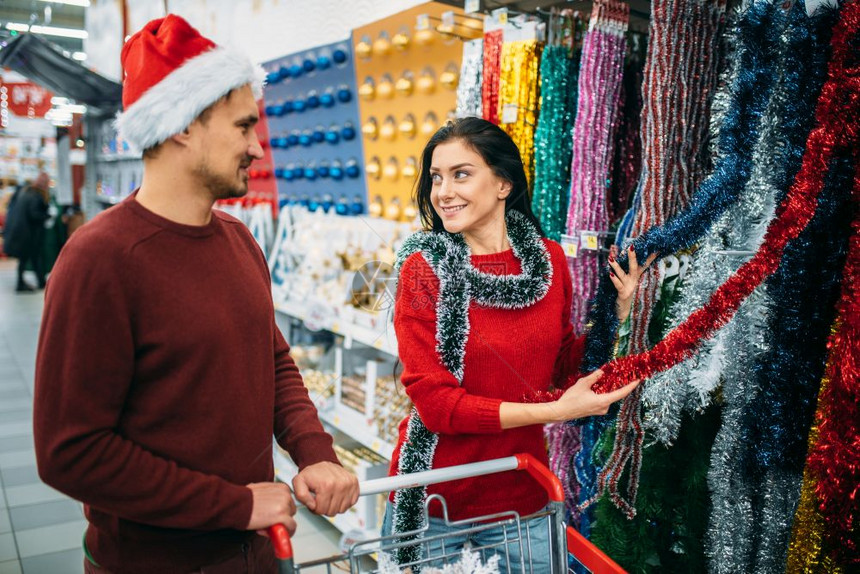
194;159;249;201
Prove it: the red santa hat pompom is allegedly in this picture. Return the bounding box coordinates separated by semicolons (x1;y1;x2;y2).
116;14;264;151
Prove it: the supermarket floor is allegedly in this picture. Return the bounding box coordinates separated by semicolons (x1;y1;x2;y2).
0;259;345;574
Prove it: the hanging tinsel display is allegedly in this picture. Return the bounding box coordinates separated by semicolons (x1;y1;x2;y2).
587;0;860;399
455;38;483;118
481;29;503;124
564;0;629;333
497;39;542;189
532;38;578;241
607;51;645;225
788;180;860;571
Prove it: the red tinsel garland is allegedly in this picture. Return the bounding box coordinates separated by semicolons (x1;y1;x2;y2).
805;171;860;564
481;30;503;125
592;0;860;394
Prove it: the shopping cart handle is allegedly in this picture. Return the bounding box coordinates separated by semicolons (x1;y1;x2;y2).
267;524;295;574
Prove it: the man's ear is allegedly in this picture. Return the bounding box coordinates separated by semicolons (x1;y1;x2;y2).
169;124;195;148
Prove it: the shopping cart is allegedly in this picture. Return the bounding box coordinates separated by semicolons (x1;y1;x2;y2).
267;453;625;573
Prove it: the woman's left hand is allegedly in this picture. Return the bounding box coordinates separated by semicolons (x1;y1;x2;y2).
608;245;657;323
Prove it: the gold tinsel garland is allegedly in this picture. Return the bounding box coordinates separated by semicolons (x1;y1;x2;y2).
497;39;542;191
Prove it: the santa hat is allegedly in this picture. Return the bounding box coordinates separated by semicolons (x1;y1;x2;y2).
116;14;264;151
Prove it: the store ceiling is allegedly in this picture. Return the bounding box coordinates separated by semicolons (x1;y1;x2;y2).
436;0;652;32
0;0;86;54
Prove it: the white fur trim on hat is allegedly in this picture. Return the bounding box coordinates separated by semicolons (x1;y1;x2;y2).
116;45;265;152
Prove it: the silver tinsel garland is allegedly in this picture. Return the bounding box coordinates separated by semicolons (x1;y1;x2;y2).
455;39;483;119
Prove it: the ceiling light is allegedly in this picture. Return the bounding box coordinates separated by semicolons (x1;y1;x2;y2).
37;0;91;7
4;23;88;39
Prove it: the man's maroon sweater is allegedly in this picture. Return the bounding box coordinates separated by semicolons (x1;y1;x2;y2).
34;195;338;573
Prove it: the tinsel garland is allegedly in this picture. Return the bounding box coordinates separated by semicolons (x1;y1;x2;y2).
565;3;629;332
607;58;644;225
588;0;860;396
497;40;542;189
789;168;860;569
455;39;483;118
643;0;833;446
581;0;785;376
575;0;763;526
532;44;578;241
481;30;503;124
390;212;552;565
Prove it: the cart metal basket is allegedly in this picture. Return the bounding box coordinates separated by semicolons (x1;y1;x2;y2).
267;454;625;573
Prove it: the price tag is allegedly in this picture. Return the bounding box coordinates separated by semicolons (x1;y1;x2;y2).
331;322;340;333
371;440;381;452
374;339;384;349
465;0;480;14
560;234;579;258
580;231;600;251
416;14;430;30
492;7;509;25
501;104;518;124
333;415;341;426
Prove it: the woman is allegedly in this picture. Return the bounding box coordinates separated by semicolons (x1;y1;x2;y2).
382;118;652;570
4;173;50;292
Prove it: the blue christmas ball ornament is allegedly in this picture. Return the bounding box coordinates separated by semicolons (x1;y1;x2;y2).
281;100;293;115
266;71;281;85
304;167;318;180
264;105;277;116
276;136;289;148
293;99;306;113
337;87;352;103
325;129;340;144
274;167;285;179
330;165;344;180
278;66;290;80
332;49;348;64
306;93;320;109
317;55;332;70
299;196;310;207
299;132;312;147
320;92;335;108
303;59;315;73
283;166;296;181
341;124;356;140
312;128;325;143
269;137;279;148
287;132;300;146
317;164;330;178
293;166;305;179
345;163;360;179
308;198;320;212
289;64;302;78
350;196;364;215
335;199;349;215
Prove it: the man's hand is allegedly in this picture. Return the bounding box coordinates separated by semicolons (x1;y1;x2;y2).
245;482;297;535
292;461;359;516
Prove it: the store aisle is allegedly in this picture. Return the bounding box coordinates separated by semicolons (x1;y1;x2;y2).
0;260;345;573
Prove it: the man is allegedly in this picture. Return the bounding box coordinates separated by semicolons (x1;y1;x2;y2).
4;172;50;292
34;15;358;573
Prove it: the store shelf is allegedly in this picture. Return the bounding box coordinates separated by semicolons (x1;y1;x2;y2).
319;404;395;460
273;295;398;356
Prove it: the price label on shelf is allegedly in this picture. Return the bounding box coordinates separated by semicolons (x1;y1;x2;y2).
561;234;579;258
492;7;509;25
580;231;600;251
501;104;518;124
416;14;430;30
333;415;341;426
371;440;381;452
465;0;480;14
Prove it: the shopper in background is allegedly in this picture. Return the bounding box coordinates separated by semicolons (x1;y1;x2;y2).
3;172;50;292
383;118;654;570
34;15;357;574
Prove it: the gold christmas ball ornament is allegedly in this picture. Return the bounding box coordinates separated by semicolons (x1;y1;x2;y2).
413;27;435;47
402;156;418;180
383;157;399;181
355;35;372;60
421;111;439;136
366;156;382;180
402;202;418;222
372;31;392;56
392;27;411;51
361;117;378;140
380;116;397;141
395;71;415;97
377;74;395;99
358;77;375;101
398;113;416;139
385;197;402;220
368;195;384;218
416;68;436;95
440;64;459;90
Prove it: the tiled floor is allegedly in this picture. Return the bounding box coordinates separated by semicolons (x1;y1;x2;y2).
0;260;346;573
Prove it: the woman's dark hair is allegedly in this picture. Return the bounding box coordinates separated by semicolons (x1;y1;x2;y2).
414;117;546;237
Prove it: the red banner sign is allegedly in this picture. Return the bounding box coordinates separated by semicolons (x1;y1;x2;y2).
1;81;53;118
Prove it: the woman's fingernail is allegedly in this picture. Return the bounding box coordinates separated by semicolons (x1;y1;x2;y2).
610;272;615;278
628;245;634;252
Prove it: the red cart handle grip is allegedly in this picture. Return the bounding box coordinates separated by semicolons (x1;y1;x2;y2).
267;524;293;560
515;453;565;502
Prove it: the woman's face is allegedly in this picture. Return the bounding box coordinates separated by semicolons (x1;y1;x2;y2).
429;140;511;237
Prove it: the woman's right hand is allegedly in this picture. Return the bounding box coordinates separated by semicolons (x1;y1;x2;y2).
550;370;640;421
